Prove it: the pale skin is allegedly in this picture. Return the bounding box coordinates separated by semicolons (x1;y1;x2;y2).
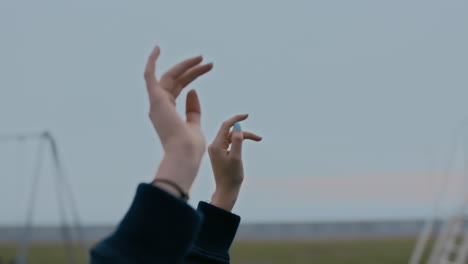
209;115;262;211
144;46;261;211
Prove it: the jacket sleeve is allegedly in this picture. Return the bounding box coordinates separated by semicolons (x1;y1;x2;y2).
185;202;241;264
90;183;202;264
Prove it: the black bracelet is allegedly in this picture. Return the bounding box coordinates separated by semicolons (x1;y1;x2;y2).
152;179;189;201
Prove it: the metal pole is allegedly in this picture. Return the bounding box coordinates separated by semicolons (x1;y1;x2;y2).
16;136;46;264
46;132;88;263
0;133;43;142
42;132;76;264
424;126;465;264
1;131;87;264
409;219;434;264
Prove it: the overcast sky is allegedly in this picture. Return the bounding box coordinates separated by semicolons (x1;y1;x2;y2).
1;0;468;225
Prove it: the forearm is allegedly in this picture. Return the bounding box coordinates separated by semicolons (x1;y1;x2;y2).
90;184;202;264
90;46;215;263
91;148;204;263
210;186;241;212
185;202;241;264
153;150;203;196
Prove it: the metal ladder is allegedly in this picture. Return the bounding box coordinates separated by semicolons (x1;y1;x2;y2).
428;212;468;264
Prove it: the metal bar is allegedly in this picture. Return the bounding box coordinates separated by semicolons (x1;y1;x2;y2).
409;218;434;264
47;133;88;262
428;215;460;264
453;135;468;264
49;134;88;262
16;137;46;264
0;133;44;141
454;229;468;264
3;132;86;263
426;127;466;264
46;133;77;264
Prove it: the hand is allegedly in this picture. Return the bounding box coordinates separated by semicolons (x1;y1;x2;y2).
144;46;213;195
208;114;262;211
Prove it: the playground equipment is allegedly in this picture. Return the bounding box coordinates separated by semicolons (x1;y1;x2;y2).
0;131;87;264
410;125;468;264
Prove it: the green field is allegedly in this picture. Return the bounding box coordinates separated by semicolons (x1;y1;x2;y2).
0;238;425;264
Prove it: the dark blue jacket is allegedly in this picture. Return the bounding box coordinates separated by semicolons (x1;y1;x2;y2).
90;184;240;264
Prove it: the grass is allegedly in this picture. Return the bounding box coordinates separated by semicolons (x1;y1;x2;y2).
0;243;87;264
0;238;423;264
231;239;419;264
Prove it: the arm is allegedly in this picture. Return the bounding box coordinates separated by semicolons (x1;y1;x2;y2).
185;115;262;264
90;46;213;264
90;184;202;264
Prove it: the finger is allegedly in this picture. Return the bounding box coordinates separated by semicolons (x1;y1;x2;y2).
227;131;263;143
163;56;203;82
144;46;161;98
229;123;244;159
213;114;249;145
186;90;201;125
173;63;213;98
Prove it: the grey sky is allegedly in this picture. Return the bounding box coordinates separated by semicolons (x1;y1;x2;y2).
1;0;468;225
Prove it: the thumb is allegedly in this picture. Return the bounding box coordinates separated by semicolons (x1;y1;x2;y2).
186;90;201;125
229;122;243;159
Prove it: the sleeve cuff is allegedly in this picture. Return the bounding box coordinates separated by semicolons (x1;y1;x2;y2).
103;183;202;262
192;201;241;261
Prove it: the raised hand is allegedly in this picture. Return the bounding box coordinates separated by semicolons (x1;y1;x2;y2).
144;46;213;196
208;114;262;211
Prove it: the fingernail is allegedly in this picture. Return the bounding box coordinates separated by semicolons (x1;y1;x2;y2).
234;122;242;131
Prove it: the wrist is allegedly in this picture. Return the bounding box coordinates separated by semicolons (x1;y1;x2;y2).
164;140;206;161
165;150;203;167
210;186;241;212
154;152;203;194
153;181;183;199
152;179;190;200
